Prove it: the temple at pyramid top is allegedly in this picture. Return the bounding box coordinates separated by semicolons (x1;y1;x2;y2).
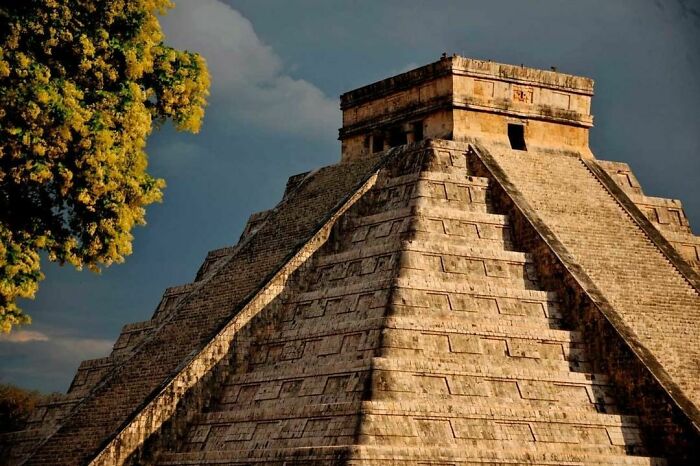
2;56;700;466
339;55;594;161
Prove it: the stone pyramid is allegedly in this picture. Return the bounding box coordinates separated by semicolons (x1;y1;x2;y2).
2;56;699;465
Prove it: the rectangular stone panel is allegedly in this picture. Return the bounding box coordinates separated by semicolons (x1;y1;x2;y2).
205;425;230;448
281;340;305;360
507;340;542;359
554;383;594;405
189;425;210;444
452;419;533;441
484;260;512;278
277;419;306;439
297;301;325;319
498;298;545;317
426;218;446;233
442;256;485;275
236;384;260;403
468;186;487;203
518;380;559;401
488;379;520;399
423;254;445;272
533;424;611;445
255;382;283;401
324;375;351;395
227;422;256;442
303;418;331;437
351;226;369;243
342;332;368;352
361;414;418;437
453;294;499;314
426;292;451;311
448;334;482;354
414;375;450;394
480;338;508;356
447;376;490;397
446;220;479;238
445;183;468;201
414;418;454;440
374;370;415;393
607;426;643;446
279;380;304;398
420;333;451;352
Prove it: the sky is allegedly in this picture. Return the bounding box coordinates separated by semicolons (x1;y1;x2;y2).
1;0;699;393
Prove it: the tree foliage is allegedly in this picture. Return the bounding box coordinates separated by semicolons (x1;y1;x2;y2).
0;0;210;332
0;383;46;433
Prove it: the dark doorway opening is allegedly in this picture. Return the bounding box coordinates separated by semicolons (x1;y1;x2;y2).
508;123;527;151
388;126;407;147
372;133;384;153
412;121;424;142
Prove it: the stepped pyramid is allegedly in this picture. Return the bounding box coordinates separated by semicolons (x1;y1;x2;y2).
2;56;700;465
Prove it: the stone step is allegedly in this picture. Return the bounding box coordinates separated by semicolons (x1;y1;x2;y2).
233;347;593;395
292;279;557;308
409;229;515;251
383;171;491;188
347;207;510;251
398;266;540;291
156;446;665;465
313;247;536;292
362;399;639;428
353;205;509;229
371;387;611;412
349;446;665;466
241;310;581;370
393;270;543;296
389;306;565;329
311;262;539;295
391;282;559;310
211;375;612;416
232;349;371;375
357;171;494;219
378;346;588;373
400;238;530;262
316;234;529;268
307;268;397;292
383;314;581;343
394;276;557;301
215;356;611;410
249;315;385;344
371;356;609;386
192;399;632;429
161;400;652;461
150;282;197;321
408;195;493;213
195;245;239;281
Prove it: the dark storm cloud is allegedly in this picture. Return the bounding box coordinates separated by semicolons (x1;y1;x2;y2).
1;0;697;392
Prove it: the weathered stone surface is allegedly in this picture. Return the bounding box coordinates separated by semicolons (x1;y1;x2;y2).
2;55;698;465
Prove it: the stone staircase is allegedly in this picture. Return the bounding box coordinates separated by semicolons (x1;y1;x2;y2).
596;160;699;274
151;142;666;465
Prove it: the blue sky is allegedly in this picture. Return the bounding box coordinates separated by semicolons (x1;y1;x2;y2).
1;0;699;393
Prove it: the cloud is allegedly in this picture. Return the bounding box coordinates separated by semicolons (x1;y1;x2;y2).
159;0;339;139
0;330;50;343
50;337;114;357
0;333;113;391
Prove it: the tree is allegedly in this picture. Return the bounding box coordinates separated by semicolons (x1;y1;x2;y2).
0;383;45;433
0;0;210;332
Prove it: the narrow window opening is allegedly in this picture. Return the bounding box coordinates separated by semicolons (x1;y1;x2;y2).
508;123;527;151
388;126;407;147
412;121;424;141
372;133;384;153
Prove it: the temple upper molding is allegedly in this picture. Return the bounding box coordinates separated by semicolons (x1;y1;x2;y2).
339;55;595;161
